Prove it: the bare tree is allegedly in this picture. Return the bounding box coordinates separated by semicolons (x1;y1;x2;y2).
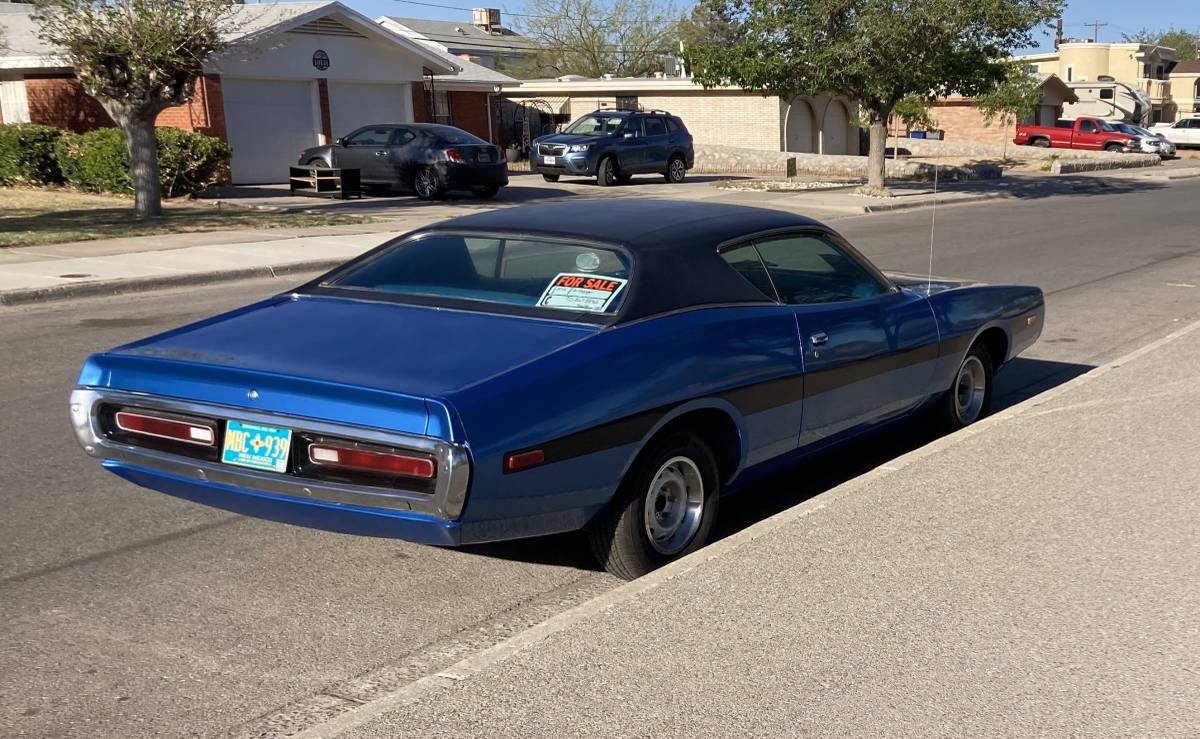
515;0;677;79
35;0;235;217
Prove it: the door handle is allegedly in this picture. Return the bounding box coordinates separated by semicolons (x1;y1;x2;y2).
374;151;388;157
810;332;829;346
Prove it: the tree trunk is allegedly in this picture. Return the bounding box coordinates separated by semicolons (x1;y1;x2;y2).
109;108;163;218
863;105;891;196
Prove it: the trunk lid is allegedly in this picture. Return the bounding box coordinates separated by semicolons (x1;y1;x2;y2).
79;295;599;439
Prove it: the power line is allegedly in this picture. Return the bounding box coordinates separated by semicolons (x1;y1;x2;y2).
1080;20;1108;43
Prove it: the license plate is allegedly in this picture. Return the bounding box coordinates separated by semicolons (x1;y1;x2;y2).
222;420;292;473
543;155;557;165
477;152;492;162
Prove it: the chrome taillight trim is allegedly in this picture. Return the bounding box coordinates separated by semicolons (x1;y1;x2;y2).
114;410;216;447
70;388;470;520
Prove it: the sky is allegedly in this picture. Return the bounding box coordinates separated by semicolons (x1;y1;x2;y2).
337;0;1200;54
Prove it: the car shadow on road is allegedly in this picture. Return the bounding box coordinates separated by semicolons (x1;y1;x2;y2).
461;356;1093;572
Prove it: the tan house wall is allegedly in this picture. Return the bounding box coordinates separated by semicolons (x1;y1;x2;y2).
1173;73;1200;116
636;92;783;151
927;103;1015;146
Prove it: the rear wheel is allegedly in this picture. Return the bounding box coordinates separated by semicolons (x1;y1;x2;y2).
936;342;994;431
1031;138;1051;148
665;155;686;183
1105;143;1124;153
597;156;618;187
541;173;560;182
305;158;326;167
587;432;720;580
412;167;443;200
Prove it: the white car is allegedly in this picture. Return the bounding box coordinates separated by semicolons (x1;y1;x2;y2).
1152;115;1200;149
1115;123;1177;157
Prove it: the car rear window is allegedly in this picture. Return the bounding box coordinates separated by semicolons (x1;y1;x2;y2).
326;233;633;315
431;127;487;145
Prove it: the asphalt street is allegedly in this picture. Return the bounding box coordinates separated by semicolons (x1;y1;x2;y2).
1;178;1198;737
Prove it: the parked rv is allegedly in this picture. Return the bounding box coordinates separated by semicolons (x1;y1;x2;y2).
1063;79;1153;126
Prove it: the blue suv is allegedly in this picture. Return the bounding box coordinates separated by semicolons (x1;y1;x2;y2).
532;110;694;186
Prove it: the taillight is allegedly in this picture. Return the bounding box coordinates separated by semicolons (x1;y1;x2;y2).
114;411;215;446
445;148;465;163
498;147;507;162
309;443;436;479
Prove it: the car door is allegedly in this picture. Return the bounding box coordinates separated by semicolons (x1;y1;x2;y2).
335;126;394;182
642;116;670;172
749;232;940;447
616;117;649;171
1183;119;1200;145
382;127;419;188
1075;118;1102;149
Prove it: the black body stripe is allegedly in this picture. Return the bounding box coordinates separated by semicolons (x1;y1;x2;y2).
503;339;942;473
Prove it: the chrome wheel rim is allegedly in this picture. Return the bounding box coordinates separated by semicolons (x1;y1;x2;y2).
643;456;704;556
669;158;685;182
415;170;435;198
954;355;987;424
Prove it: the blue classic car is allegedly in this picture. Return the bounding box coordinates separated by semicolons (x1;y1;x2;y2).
70;201;1043;579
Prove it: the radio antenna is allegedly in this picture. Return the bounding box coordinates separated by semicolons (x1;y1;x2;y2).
927;163;937;293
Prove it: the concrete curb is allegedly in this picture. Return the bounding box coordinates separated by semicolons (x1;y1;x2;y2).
0;259;341;308
285;316;1200;739
860;191;1013;213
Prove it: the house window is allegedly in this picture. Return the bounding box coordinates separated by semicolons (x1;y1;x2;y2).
432;90;452;125
1065;66;1074;82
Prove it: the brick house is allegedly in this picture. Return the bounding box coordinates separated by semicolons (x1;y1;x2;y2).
892;74;1078;146
0;2;518;183
501;76;861;156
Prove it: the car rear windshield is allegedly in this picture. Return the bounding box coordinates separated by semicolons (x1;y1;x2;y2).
563;115;623;136
325;233;633;316
431;128;487;145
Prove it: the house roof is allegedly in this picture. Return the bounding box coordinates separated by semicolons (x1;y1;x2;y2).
0;2;457;75
376;17;519;89
378;16;536;55
1173;60;1200;75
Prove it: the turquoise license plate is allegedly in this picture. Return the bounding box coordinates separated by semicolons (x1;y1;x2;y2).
222;420;293;473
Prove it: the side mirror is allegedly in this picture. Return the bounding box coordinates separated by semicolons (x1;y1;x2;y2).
623;132;635;139
335;137;346;147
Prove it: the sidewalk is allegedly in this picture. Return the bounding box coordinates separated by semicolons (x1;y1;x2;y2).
322;320;1200;737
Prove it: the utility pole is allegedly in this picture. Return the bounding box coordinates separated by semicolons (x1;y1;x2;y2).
1082;20;1108;43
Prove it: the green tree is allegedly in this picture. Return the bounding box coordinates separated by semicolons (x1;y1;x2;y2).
976;63;1043;157
516;0;677;78
1123;27;1199;61
34;0;235;217
686;0;1062;193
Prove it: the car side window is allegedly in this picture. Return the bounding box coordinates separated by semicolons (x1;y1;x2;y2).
391;128;416;146
645;117;667;136
622;118;645;138
1079;120;1097;133
753;233;890;305
344;127;393;147
719;245;777;301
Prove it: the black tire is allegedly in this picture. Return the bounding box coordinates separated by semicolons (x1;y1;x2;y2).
541;173;560;182
587;432;720;580
1031;138;1051;148
305;158;326;167
1105;143;1124;153
935;342;994;432
472;185;500;199
665;155;687;183
412;167;443;200
596;156;618;187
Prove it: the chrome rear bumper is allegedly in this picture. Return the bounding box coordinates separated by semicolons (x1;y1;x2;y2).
69;388;471;520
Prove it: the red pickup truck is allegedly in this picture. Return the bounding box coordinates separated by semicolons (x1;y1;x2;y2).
1014;117;1137;152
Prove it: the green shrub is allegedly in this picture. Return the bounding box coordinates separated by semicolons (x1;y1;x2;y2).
0;124;65;185
55;126;231;197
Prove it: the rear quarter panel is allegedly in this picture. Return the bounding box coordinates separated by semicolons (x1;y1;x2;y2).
443;307;802;544
927;284;1044;390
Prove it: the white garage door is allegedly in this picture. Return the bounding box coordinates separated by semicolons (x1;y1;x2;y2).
329;82;412;141
223;78;318;184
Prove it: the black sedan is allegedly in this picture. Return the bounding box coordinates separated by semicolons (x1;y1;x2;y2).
300;123;508;200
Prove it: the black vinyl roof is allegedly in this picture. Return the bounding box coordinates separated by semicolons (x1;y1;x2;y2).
422;200;829;323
